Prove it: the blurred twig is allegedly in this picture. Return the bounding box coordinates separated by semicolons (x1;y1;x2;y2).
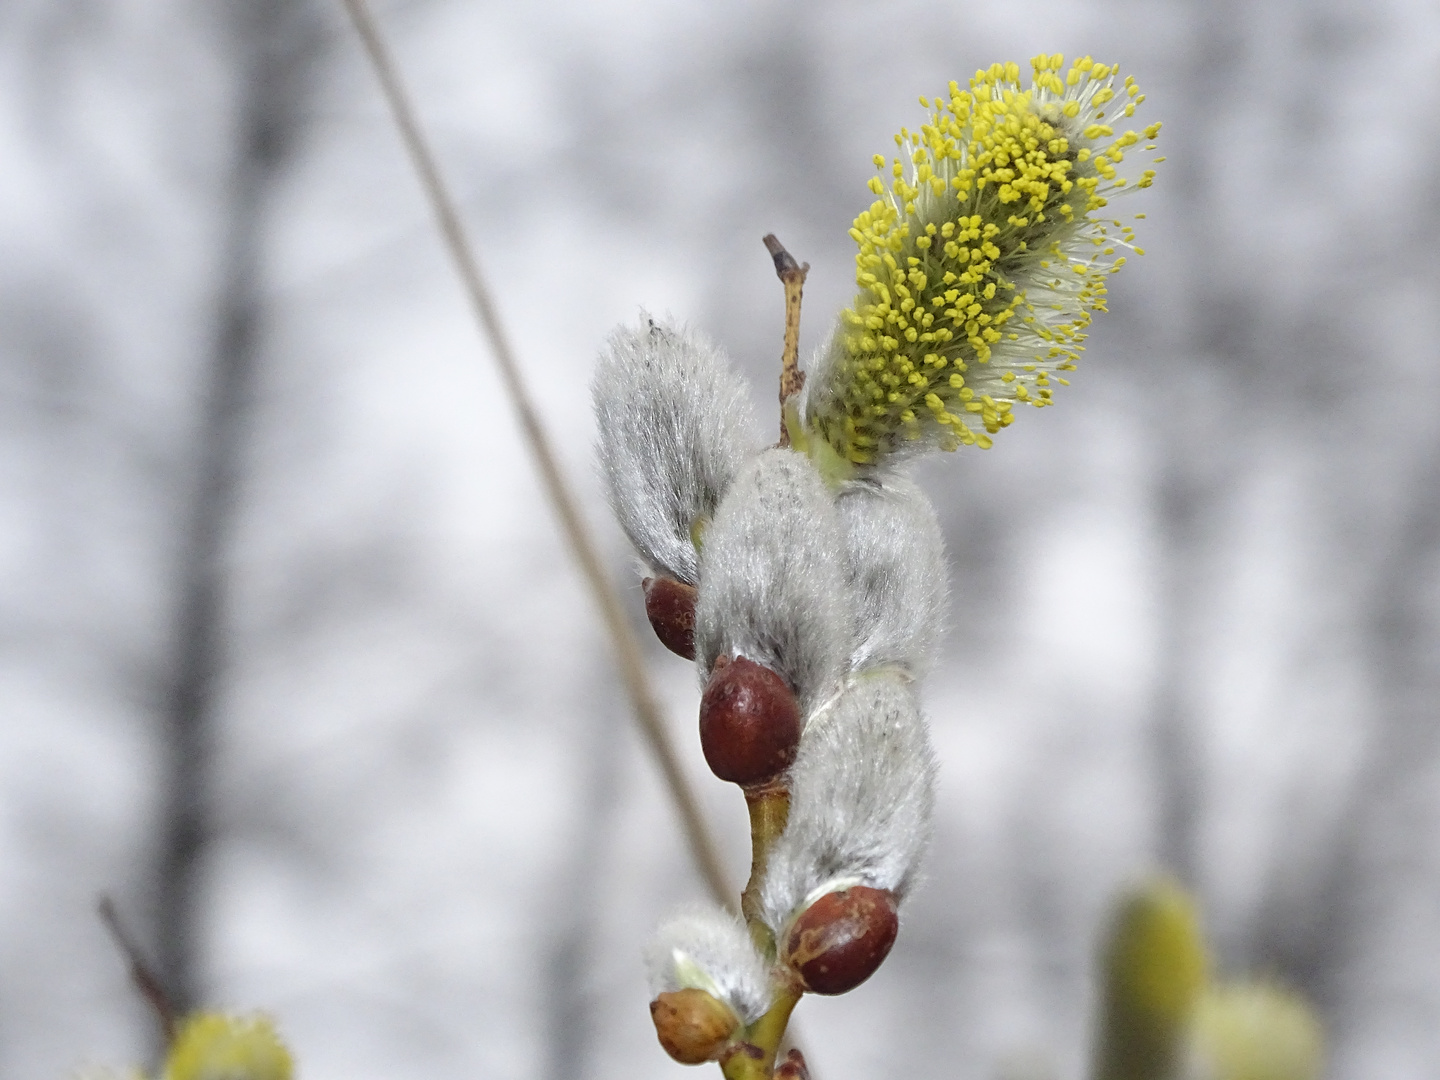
339;0;732;908
154;0;322;1016
98;895;178;1044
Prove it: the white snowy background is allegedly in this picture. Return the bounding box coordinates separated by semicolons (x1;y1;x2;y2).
3;0;1440;1078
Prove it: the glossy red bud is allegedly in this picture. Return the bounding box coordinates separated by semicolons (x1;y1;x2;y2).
781;886;899;995
699;655;801;786
649;988;739;1064
643;577;697;659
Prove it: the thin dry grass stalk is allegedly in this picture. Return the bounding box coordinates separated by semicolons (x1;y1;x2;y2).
339;0;732;908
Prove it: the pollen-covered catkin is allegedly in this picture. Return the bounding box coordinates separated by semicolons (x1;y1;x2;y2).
835;473;948;677
644;903;774;1025
593;315;761;584
162;1013;292;1080
759;672;936;934
694;448;851;713
801;56;1163;470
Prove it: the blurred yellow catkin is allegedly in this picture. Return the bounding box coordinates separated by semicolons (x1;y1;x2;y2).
162;1013;293;1080
1187;983;1323;1080
1093;878;1208;1080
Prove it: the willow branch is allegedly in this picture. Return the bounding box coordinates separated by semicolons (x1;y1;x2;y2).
340;0;731;909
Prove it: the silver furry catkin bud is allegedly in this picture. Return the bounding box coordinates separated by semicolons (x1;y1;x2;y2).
835;473;948;677
593;315;760;584
694;448;850;714
759;672;936;934
644;904;774;1025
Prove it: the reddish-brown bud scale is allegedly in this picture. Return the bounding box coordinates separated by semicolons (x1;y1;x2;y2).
781;886;899;995
699;655;802;786
773;1048;811;1080
643;577;697;659
649;988;739;1064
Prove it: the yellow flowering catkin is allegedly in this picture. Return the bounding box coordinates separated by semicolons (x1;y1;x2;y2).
162;1013;293;1080
803;55;1163;469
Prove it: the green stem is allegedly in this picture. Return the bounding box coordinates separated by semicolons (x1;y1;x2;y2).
717;781;802;1080
720;988;803;1080
741;783;790;959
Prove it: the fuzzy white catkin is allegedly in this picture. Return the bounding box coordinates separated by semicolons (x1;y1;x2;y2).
592;315;760;584
644;904;774;1024
694;448;851;713
759;672;936;933
835;474;948;677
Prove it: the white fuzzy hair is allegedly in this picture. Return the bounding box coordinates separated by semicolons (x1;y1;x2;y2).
694;448;850;713
759;672;936;933
592;315;761;584
643;903;774;1024
835;473;949;677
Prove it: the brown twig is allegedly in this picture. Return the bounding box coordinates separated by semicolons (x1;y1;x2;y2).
751;235;816;1075
339;0;732;909
98;895;178;1043
762;235;809;447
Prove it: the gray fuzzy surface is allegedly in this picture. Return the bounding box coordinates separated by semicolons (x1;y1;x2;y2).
835;473;949;677
759;672;936;933
592;315;760;584
694;448;850;713
643;903;773;1023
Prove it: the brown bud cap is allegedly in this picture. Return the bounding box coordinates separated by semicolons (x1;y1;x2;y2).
773;1048;810;1080
699;656;802;786
643;577;697;659
781;886;899;995
649;988;739;1065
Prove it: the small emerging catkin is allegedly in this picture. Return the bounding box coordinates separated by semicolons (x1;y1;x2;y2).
695;448;851;713
1093;878;1208;1080
759;672;935;934
593;315;760;584
644;903;774;1025
835;473;948;677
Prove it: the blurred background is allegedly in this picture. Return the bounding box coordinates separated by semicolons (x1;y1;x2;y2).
3;0;1439;1076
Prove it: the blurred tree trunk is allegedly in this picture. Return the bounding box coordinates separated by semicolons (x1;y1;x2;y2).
1148;0;1253;890
153;0;320;1014
1256;441;1440;1020
1235;0;1440;1031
